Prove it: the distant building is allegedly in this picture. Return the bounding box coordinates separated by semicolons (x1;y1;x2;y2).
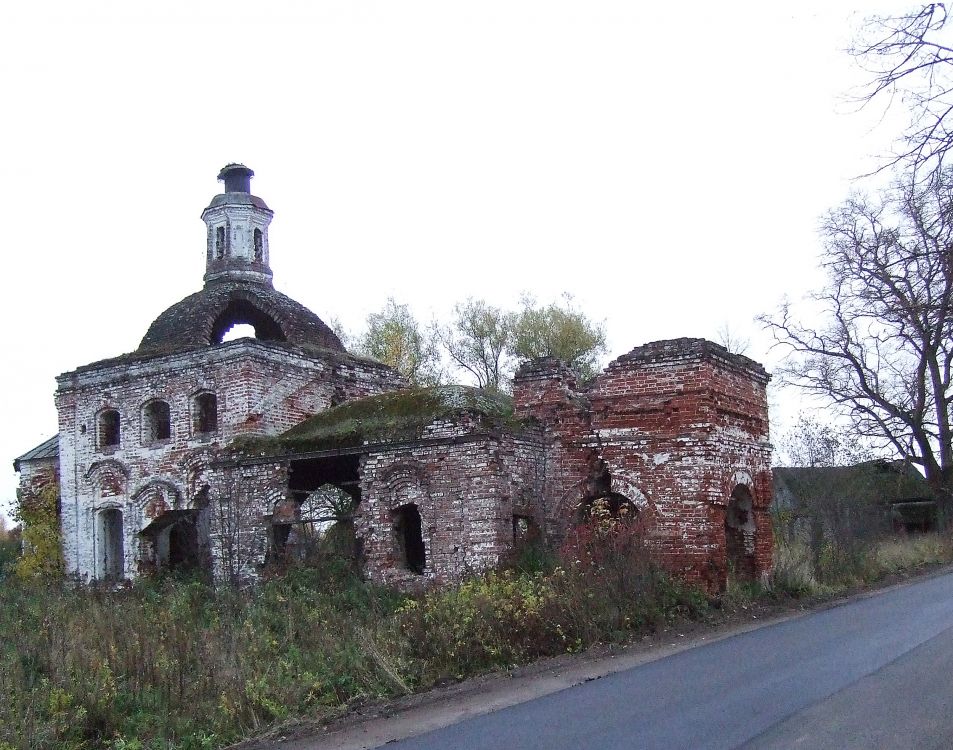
15;166;773;592
774;460;938;536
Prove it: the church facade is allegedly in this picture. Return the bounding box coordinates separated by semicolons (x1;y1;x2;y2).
14;165;773;592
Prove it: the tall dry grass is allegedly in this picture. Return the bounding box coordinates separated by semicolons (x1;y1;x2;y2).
0;516;708;750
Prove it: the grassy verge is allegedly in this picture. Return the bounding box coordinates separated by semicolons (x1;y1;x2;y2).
0;541;705;750
767;530;953;600
3;525;950;750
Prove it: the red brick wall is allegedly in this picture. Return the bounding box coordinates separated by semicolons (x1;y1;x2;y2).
514;338;772;592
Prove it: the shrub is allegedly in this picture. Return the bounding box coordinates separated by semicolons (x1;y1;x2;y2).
13;481;63;581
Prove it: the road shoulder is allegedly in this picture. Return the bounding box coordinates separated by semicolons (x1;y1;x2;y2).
232;562;953;750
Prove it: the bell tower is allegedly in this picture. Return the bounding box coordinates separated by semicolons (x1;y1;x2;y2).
201;164;275;285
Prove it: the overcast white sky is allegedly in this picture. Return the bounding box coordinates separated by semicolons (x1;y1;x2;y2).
0;1;922;520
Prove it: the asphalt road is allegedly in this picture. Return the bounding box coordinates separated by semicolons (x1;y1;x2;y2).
375;572;953;750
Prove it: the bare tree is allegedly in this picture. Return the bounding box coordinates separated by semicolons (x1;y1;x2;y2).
852;4;953;183
715;323;751;355
760;174;953;500
778;413;876;467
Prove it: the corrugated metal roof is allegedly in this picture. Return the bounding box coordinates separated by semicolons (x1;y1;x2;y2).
13;435;59;472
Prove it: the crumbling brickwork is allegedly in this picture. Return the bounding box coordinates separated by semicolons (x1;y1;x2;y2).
34;165;406;583
355;418;545;588
53;339;403;581
513;338;772;592
14;165;773;593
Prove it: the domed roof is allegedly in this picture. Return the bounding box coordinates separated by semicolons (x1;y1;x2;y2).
137;279;345;354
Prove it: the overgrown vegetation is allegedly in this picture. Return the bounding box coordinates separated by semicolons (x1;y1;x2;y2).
4;477;951;749
0;522;21;579
13;480;63;580
769;531;953;598
234;385;526;455
0;511;705;750
769;460;953;597
352;293;608;390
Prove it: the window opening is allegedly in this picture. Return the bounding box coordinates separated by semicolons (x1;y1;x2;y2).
220;324;257;342
393;504;425;574
99;409;120;448
253;228;263;262
144;400;171;443
210;299;286;344
193;393;218;434
215;226;225;259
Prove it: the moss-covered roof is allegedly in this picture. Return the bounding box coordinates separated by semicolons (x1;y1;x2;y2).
774;460;936;506
234;385;524;456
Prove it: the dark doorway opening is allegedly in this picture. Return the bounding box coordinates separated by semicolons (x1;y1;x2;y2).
100;508;124;580
725;485;757;580
394;504;425;574
140;510;201;573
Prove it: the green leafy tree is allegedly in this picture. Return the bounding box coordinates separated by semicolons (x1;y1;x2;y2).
359;298;442;386
509;295;607;381
437;299;514;391
14;480;63;580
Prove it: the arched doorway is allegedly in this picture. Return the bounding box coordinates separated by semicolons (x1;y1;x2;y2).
98;508;124;580
578;457;639;522
725;485;757;580
393;504;426;574
140;510;200;573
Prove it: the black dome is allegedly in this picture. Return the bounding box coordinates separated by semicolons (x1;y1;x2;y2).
137;280;345;354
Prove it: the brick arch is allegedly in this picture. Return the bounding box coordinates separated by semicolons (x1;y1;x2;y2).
376;461;430;510
609;475;651;513
183;449;215;506
131;479;184;520
551;466;653;521
717;470;755;507
209;295;287;344
86;459;130;501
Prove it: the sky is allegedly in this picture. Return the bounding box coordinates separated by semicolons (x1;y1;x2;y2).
0;1;922;521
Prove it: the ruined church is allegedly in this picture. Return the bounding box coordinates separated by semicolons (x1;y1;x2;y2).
14;165;773;592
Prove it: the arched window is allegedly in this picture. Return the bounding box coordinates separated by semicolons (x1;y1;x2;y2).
98;409;121;448
393;504;425;574
193;392;218;434
253;228;263;262
143;400;171;443
215;226;226;259
210;299;286;344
